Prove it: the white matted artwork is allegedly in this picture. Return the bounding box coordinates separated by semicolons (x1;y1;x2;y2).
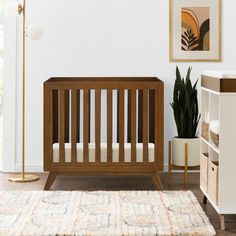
169;0;221;62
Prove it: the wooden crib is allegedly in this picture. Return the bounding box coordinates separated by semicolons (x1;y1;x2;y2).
44;77;164;190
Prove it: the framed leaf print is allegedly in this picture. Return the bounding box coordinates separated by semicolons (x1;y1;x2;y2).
169;0;222;62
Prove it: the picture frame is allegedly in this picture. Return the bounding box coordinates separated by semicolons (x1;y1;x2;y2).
169;0;222;62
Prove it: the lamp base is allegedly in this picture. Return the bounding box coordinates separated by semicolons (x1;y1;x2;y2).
8;174;39;182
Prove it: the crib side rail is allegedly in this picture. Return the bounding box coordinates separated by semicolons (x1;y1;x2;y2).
44;78;164;171
45;80;158;90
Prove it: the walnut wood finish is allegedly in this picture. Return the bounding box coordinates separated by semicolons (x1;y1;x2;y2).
156;83;164;168
64;90;70;143
118;90;125;163
44;77;164;190
131;90;136;163
83;90;89;163
201;75;236;92
52;90;58;143
138;90;143;143
127;90;131;142
107;90;113;163
44;172;57;190
76;90;80;142
142;90;149;163
43;85;53;169
149;90;155;143
59;90;65;163
95;90;101;162
71;90;78;163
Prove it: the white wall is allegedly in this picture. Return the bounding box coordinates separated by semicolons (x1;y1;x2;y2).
3;0;236;172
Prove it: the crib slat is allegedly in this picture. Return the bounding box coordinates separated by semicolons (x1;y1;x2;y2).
143;90;149;162
154;88;158;164
88;90;91;143
76;90;80;142
131;90;136;162
59;90;65;163
83;90;89;163
156;83;164;167
49;89;54;165
138;90;143;142
149;90;155;143
71;90;78;163
52;90;58;143
107;90;113;163
118;90;125;162
95;90;101;162
127;90;131;142
65;90;70;142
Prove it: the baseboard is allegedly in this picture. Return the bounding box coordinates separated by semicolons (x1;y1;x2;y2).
163;164;200;173
16;164;168;173
18;164;199;173
15;164;43;173
164;164;168;172
18;164;169;173
3;164;199;173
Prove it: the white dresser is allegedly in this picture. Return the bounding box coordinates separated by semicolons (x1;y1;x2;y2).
201;71;236;230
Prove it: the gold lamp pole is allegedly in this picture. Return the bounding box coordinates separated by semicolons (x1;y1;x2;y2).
8;0;39;182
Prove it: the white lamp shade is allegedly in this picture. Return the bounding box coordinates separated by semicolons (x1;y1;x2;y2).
5;1;20;17
27;24;43;40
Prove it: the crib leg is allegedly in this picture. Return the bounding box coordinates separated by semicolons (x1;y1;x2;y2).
44;172;58;190
151;173;163;190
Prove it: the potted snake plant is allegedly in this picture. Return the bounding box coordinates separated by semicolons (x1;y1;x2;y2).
170;67;201;167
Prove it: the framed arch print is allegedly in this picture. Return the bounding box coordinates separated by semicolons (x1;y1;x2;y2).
169;0;222;62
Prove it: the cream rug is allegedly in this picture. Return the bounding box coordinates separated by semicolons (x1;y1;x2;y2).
0;191;215;236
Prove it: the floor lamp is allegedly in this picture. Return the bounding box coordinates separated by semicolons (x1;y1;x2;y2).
5;0;43;182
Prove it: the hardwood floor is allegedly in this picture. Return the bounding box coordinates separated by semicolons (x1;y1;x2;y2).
0;172;236;235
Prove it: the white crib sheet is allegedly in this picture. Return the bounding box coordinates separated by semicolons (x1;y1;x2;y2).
53;143;155;163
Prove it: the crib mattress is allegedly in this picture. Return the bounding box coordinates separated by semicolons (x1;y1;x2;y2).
53;143;155;163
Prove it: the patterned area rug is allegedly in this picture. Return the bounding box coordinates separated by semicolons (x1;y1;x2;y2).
0;191;215;236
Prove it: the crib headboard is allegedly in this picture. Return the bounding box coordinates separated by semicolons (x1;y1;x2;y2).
44;77;164;172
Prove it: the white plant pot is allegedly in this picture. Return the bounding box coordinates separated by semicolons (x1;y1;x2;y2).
172;137;200;167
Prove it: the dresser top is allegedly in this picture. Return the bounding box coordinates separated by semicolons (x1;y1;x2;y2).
202;71;236;92
203;71;236;79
